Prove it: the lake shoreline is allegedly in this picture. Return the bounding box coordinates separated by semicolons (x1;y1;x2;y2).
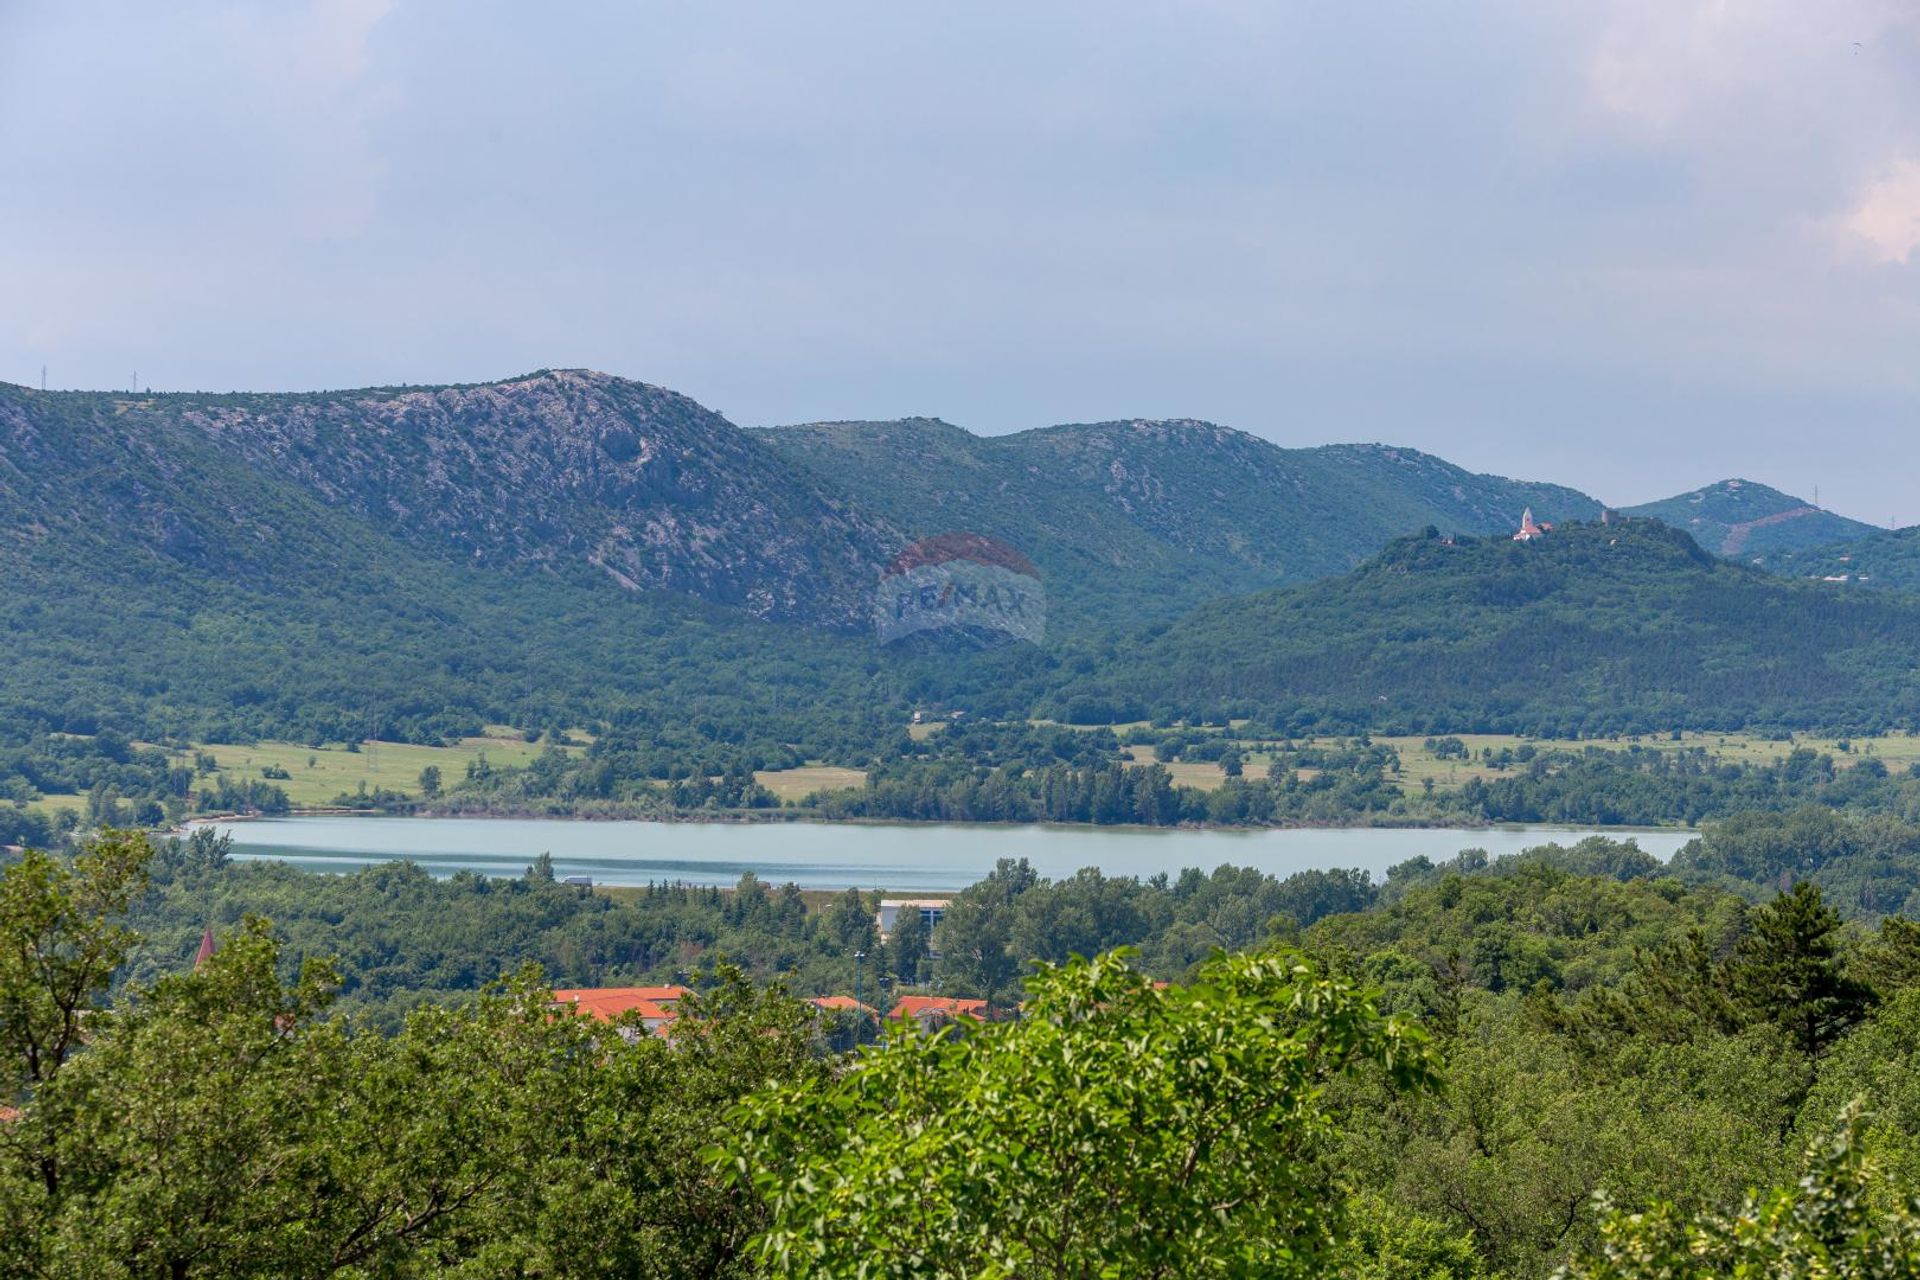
201;815;1702;894
192;806;1697;838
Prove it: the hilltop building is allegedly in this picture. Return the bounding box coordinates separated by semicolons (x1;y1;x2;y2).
1513;508;1551;541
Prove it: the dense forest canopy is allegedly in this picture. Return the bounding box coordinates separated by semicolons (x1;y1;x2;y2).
6;827;1920;1276
1039;520;1920;735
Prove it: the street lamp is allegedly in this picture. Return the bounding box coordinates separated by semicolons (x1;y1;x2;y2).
854;950;865;1016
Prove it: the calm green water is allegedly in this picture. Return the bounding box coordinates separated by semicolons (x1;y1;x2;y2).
206;816;1697;891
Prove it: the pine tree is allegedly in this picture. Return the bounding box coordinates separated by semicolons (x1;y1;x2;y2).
1729;881;1876;1057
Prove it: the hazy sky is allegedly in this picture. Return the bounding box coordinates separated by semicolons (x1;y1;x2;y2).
4;3;1918;519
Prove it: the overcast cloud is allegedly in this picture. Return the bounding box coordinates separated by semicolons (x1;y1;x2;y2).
3;2;1918;518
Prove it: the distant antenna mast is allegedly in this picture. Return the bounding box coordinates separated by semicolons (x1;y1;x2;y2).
40;365;46;391
1813;484;1820;509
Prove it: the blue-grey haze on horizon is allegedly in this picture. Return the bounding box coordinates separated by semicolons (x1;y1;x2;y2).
3;2;1919;521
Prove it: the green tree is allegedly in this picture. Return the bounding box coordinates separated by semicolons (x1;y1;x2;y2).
417;764;442;799
932;856;1038;1003
1556;1103;1920;1279
819;887;876;954
0;832;149;1099
1796;987;1920;1196
1728;882;1877;1057
888;900;929;984
723;948;1436;1279
1856;914;1920;995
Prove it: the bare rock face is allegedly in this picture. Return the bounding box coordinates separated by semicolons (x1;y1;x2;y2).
165;370;901;628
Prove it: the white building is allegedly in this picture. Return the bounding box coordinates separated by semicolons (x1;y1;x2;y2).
876;898;949;939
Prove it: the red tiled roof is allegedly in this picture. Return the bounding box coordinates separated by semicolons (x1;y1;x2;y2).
550;985;691;1023
808;995;879;1016
195;926;217;969
889;995;988;1021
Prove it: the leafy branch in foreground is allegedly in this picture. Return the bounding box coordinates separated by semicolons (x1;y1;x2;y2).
721;948;1437;1280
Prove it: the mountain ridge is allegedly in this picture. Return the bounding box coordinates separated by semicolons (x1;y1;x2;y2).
3;370;900;629
1621;478;1876;560
757;414;1603;630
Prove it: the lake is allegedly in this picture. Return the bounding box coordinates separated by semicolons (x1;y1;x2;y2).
205;816;1699;892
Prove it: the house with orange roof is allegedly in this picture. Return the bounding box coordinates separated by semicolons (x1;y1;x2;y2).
889;994;988;1031
550;985;693;1039
807;995;880;1018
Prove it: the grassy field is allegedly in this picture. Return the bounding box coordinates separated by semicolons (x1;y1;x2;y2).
24;792;85;818
1369;730;1920;794
182;734;562;808
754;765;868;801
1125;745;1229;790
1109;727;1920;797
27;723;1914;820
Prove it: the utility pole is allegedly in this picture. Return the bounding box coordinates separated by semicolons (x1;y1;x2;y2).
40;365;46;391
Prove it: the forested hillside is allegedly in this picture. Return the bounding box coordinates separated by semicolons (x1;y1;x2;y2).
0;372;897;629
760;417;1600;630
1770;523;1920;590
1042;518;1920;735
1622;478;1874;559
8;372;1919;768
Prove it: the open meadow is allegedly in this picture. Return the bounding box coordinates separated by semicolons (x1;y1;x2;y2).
179;732;561;808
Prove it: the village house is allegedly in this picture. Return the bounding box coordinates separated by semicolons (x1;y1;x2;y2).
549;984;693;1039
888;994;988;1031
807;995;880;1019
1513;507;1551;541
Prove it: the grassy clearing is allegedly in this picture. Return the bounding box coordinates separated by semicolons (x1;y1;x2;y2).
24;792;85;818
754;765;868;801
1125;745;1229;790
1372;730;1920;794
182;735;562;808
1102;725;1920;797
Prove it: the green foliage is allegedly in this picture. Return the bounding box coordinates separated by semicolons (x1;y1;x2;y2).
0;832;149;1095
1772;523;1920;592
1728;881;1878;1057
11;814;1920;1276
0;837;830;1277
1333;1193;1500;1279
1675;807;1920;919
1051;521;1920;736
723;948;1437;1279
1798;988;1920;1198
1556;1104;1920;1279
885;894;929;984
